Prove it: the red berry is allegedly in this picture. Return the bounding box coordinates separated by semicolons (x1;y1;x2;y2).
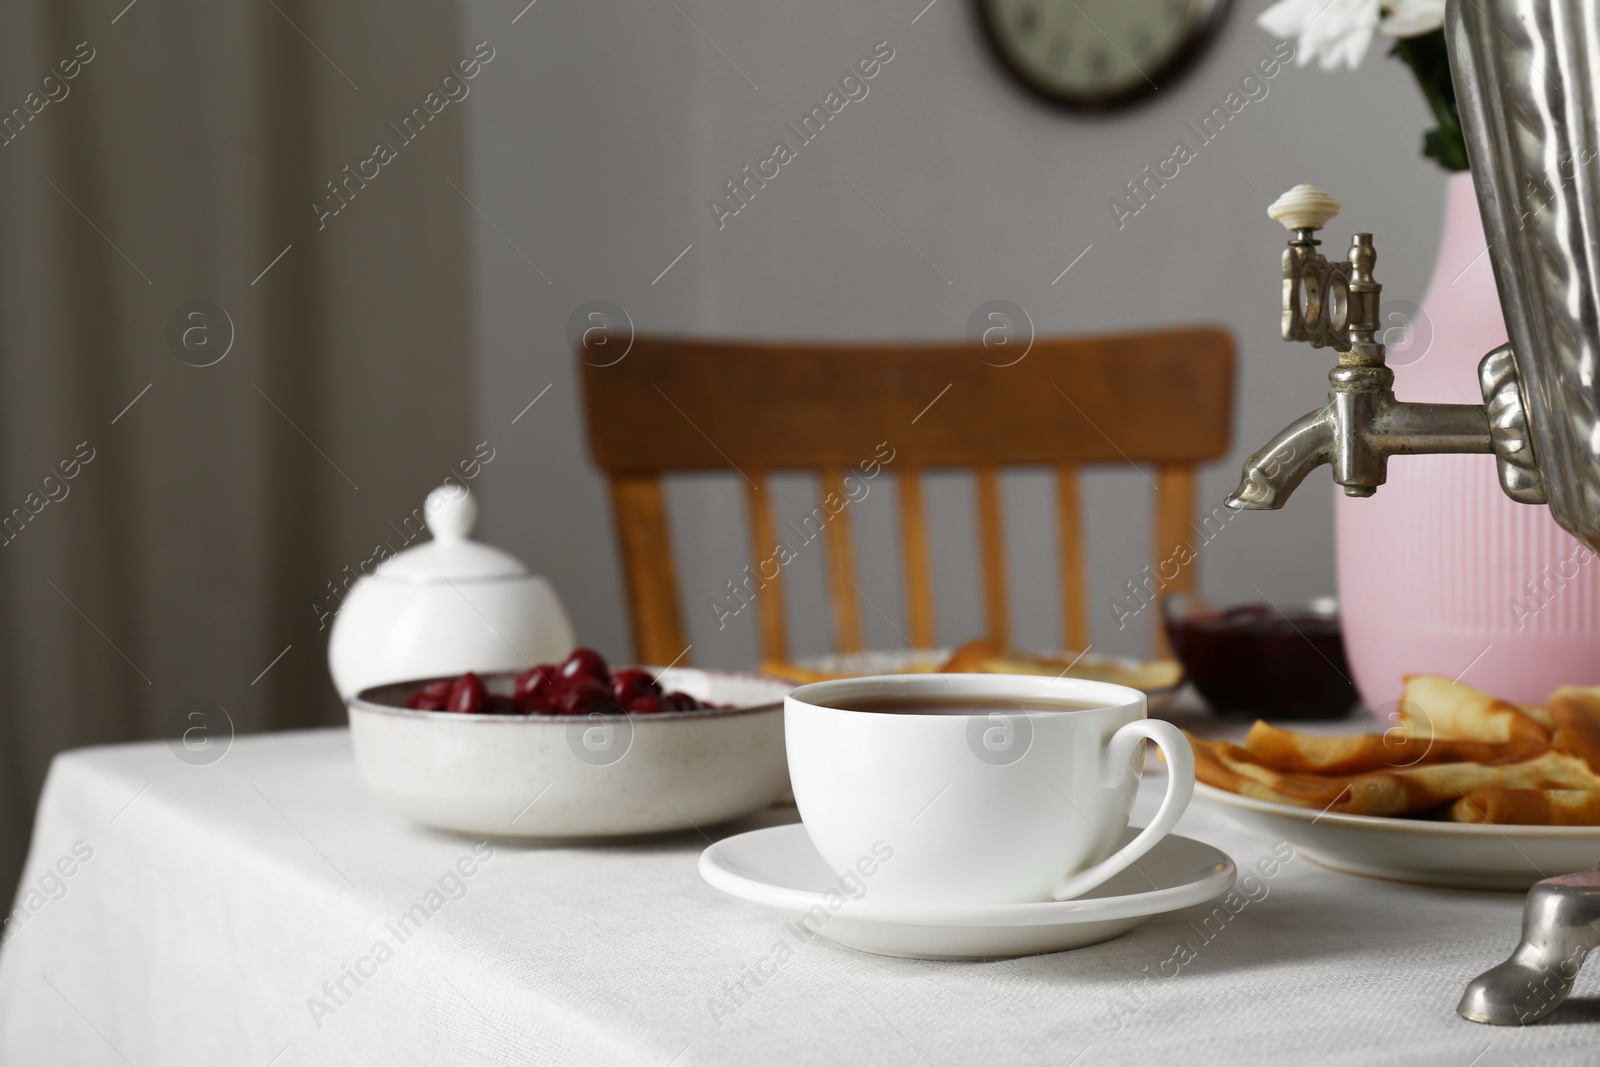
555;678;608;715
514;664;557;708
626;695;663;715
484;694;524;716
611;668;659;705
558;648;610;685
407;679;453;711
662;691;699;712
574;698;622;718
447;672;487;714
515;689;552;714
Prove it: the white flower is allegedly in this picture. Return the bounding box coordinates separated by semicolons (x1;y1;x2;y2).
1259;0;1444;72
1260;0;1381;71
1379;0;1446;37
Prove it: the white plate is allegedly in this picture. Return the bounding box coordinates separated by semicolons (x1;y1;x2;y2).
792;648;1182;712
699;823;1235;960
348;668;792;838
1196;782;1600;890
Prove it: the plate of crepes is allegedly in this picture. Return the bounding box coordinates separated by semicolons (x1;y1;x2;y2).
1189;675;1600;890
762;639;1184;712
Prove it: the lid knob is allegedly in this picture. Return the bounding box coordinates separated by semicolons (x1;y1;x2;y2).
425;486;478;543
1268;184;1341;232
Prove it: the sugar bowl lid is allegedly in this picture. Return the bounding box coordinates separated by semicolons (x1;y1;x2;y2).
373;486;526;581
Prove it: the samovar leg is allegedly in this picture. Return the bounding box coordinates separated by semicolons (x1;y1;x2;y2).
1459;868;1600;1025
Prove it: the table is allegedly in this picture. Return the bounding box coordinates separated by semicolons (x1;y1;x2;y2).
3;719;1598;1066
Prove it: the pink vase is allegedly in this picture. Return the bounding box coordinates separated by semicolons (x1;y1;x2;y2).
1336;172;1600;709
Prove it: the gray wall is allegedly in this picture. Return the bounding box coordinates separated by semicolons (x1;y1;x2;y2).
461;0;1449;668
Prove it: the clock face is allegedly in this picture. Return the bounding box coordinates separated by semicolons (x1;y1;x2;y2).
976;0;1229;111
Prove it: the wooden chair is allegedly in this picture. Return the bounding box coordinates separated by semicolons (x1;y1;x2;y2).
579;328;1234;666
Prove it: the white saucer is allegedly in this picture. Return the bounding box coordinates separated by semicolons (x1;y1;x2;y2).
699;823;1236;960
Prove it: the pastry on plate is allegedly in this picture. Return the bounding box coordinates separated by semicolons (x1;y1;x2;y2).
763;637;1182;695
1188;674;1600;825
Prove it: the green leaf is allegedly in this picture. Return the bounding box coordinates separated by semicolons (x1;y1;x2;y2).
1389;32;1470;173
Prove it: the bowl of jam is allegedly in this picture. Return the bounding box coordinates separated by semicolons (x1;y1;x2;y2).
1161;595;1359;720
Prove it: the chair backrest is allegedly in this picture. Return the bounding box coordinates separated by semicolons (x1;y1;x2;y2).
580;328;1235;666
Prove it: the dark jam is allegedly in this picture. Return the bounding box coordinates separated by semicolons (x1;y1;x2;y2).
1165;604;1359;720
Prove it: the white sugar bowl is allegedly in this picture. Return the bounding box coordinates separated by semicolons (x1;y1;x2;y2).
327;485;574;699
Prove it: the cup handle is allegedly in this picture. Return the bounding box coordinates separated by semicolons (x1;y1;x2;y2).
1050;719;1195;901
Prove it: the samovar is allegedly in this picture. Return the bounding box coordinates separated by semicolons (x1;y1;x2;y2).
1228;2;1600;550
1228;0;1600;1026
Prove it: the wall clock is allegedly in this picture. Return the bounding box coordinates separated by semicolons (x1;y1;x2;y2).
975;0;1231;112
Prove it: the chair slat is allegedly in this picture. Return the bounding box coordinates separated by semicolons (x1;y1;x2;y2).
743;472;789;665
976;465;1009;646
1153;464;1198;657
818;466;863;653
899;467;936;649
1057;463;1089;652
608;475;687;666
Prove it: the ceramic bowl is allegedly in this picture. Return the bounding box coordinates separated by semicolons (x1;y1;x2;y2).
347;667;791;838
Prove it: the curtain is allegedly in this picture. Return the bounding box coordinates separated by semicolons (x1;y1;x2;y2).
0;1;473;897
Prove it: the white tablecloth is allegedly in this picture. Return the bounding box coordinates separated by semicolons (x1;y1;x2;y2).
3;725;1598;1066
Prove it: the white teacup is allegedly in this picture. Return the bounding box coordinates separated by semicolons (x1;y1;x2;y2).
785;673;1194;905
